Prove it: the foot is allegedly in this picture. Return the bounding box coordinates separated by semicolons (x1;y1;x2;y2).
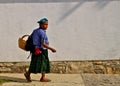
40;78;51;82
24;72;31;82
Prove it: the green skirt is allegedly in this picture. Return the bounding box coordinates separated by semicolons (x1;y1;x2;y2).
29;49;50;73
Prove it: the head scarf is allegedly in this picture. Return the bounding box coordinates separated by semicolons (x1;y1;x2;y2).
37;18;48;24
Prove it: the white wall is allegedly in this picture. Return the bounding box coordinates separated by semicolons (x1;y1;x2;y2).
0;0;120;62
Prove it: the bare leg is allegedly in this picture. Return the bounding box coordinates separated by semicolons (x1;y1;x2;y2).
24;71;31;82
40;73;51;82
41;73;45;79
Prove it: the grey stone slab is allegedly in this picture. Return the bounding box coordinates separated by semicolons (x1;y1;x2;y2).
82;74;120;86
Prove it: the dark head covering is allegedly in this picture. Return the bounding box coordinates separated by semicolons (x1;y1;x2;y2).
37;18;48;24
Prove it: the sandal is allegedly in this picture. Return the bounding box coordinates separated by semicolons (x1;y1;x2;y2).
40;78;51;82
24;72;31;82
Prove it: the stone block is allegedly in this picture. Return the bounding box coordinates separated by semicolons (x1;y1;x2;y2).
106;67;113;74
93;61;103;65
94;65;106;74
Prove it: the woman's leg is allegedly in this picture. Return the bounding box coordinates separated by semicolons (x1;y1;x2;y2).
40;73;51;82
24;71;31;82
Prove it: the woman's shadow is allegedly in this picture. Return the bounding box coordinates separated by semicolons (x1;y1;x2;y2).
0;75;37;83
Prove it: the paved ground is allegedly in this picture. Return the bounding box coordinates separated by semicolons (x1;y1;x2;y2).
0;73;120;86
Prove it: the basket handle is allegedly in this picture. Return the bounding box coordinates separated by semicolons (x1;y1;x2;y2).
21;35;30;39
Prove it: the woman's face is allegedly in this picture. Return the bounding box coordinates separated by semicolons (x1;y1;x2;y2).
40;21;48;30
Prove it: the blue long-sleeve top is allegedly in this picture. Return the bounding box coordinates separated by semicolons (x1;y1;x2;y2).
31;28;49;49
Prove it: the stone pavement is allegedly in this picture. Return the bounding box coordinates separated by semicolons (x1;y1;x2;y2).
0;73;120;86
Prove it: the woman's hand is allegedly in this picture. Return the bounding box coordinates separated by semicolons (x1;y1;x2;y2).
34;48;42;55
51;48;56;53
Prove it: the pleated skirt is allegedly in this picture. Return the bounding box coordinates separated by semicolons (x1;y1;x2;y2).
29;49;50;73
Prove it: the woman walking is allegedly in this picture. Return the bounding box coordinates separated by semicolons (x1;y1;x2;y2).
24;18;56;82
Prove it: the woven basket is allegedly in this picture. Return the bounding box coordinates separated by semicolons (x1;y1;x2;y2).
18;35;29;51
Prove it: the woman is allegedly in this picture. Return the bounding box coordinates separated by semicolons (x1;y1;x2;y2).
24;18;56;82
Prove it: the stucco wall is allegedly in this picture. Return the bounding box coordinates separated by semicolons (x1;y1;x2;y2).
0;0;120;62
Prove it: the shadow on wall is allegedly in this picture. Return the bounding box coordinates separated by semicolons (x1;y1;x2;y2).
0;0;117;23
0;0;118;3
57;0;113;23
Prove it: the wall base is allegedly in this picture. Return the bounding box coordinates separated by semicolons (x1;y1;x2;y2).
0;60;120;74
